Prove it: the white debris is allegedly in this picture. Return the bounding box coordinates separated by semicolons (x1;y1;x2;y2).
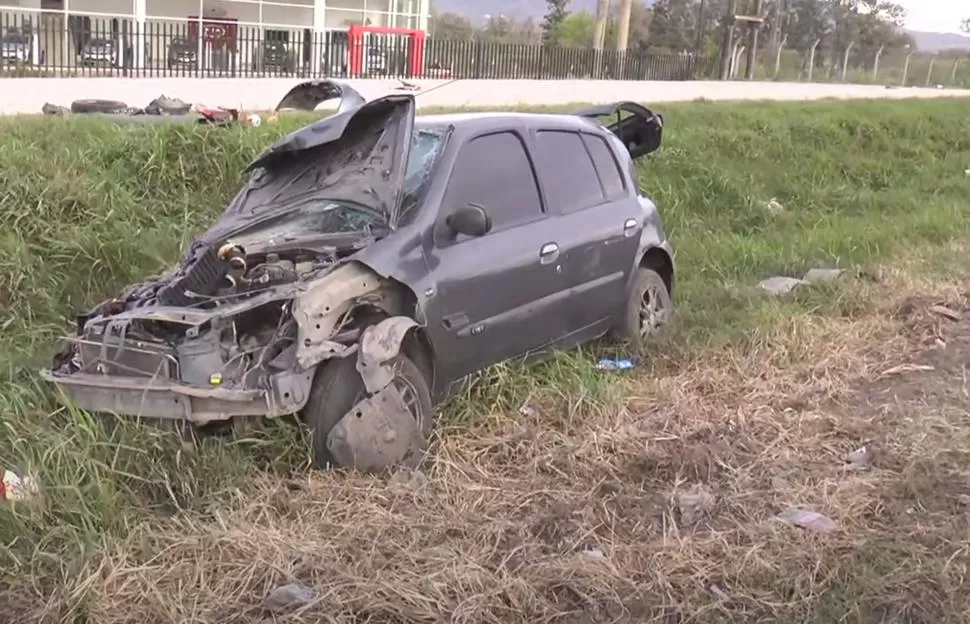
845;444;874;471
759;276;808;295
802;268;845;283
763;197;785;214
775;508;839;534
263;582;315;612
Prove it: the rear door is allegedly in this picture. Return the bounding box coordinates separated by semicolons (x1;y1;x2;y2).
529;127;642;337
423;128;570;380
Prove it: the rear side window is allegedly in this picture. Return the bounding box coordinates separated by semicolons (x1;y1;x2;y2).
442;131;543;231
533;130;604;215
582;133;627;199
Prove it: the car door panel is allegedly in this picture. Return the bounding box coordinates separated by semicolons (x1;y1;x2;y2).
429;236;568;374
555;199;641;332
422;129;570;382
529;128;641;335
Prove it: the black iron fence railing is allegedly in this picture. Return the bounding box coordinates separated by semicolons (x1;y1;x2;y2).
0;12;717;81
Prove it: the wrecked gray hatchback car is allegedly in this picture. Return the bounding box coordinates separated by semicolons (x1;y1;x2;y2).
41;82;674;472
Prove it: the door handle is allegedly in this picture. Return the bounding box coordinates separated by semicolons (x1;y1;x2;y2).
539;242;559;264
623;218;638;237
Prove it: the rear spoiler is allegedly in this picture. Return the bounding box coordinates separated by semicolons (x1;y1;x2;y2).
573;101;663;159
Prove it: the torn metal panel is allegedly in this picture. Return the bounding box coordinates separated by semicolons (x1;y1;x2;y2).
291;262;402;371
355;316;418;393
326;383;421;472
274;79;366;113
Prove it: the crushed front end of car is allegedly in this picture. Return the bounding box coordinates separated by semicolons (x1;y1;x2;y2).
40;84;430;456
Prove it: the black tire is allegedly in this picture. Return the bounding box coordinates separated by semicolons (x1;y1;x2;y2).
70;98;128;114
614;267;673;349
302;353;434;470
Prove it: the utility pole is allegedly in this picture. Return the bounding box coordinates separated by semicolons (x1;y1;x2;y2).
744;0;763;79
616;0;632;52
695;0;707;54
719;0;738;79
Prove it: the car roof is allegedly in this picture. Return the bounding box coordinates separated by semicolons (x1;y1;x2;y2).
414;111;601;133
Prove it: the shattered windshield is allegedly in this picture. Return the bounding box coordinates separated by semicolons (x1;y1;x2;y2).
221;127;445;230
228;200;385;248
399;129;444;222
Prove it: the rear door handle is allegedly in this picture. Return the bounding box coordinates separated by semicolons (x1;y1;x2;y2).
623;218;638;237
539;242;559;264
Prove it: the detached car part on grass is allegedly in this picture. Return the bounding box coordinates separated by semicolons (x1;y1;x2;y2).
41;81;673;472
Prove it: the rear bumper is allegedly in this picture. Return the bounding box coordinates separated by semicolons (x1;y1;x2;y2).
39;368;312;424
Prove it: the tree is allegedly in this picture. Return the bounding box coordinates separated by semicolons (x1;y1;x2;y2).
542;0;571;44
557;10;598;46
429;11;475;40
963;18;970;33
648;0;696;52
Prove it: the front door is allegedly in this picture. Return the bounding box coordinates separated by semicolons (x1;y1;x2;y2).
423;128;569;382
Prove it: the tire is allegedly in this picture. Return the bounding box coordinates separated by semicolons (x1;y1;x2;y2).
70;98;129;114
614;267;673;350
301;353;434;470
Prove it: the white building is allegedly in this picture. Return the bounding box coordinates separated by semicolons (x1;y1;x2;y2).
0;0;430;71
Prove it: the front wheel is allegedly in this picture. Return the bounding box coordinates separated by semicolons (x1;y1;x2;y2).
301;353;434;471
613;267;672;350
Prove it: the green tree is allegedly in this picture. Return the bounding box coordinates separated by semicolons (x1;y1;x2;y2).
542;0;571;44
648;0;696;52
557;10;598;46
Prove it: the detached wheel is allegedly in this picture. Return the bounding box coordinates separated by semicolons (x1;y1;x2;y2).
301;354;433;470
70;98;129;114
615;267;672;349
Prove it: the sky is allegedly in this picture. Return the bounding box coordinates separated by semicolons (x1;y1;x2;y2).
898;0;965;33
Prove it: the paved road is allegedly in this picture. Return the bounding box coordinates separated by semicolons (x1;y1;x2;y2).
3;77;969;114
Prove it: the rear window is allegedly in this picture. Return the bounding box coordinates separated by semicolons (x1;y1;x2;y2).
582;133;627;199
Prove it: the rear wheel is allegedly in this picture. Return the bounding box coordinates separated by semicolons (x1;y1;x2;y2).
301;354;433;470
613;267;672;350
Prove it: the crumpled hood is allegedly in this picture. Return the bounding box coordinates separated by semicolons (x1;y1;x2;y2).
205;84;416;239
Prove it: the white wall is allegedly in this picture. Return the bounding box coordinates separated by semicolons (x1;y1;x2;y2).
3;78;970;115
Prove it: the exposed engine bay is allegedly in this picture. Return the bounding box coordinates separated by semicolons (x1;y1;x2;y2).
53;242;338;387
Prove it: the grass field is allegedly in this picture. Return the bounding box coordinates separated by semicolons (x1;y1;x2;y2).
1;99;970;623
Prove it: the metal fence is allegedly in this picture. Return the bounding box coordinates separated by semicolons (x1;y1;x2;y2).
0;12;716;81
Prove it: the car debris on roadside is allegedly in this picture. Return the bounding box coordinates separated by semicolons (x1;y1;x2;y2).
40;80;674;473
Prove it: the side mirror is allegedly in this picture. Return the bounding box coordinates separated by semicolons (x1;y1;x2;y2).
446;203;492;238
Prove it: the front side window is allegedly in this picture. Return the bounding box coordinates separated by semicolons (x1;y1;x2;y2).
441;131;543;233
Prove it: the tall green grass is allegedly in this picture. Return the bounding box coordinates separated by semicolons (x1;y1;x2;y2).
1;99;969;591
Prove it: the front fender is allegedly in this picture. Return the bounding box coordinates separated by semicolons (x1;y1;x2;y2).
356;316;419;394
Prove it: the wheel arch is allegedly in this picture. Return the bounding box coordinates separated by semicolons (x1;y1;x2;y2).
639;246;674;299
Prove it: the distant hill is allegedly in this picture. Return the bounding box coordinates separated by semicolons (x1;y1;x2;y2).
907;30;970;53
433;0;598;21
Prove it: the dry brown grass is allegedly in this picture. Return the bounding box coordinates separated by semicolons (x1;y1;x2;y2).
6;263;969;624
